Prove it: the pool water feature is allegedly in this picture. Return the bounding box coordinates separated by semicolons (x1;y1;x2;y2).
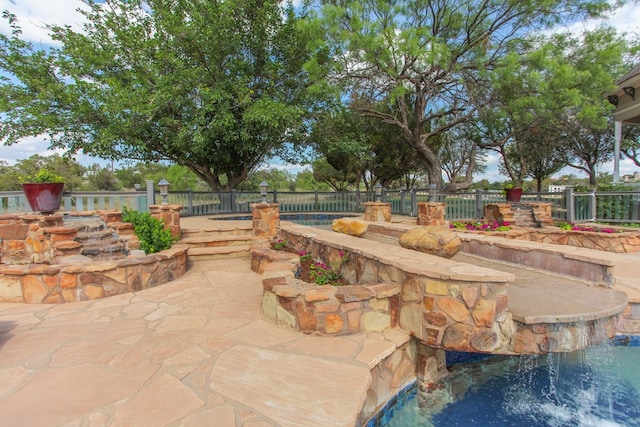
381;341;640;426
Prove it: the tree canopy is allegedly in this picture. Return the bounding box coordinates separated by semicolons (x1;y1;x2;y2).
305;0;615;188
0;0;315;190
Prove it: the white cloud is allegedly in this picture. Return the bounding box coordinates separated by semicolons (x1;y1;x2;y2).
0;0;90;46
560;2;640;36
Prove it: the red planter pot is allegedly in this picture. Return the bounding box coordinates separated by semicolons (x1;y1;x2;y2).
504;188;523;203
21;183;65;213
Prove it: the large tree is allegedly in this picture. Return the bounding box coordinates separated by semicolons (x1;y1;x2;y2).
476;27;631;188
307;0;614;188
309;98;426;190
0;0;314;190
552;29;634;186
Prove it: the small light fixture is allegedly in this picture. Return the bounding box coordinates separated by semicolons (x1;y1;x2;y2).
158;177;170;205
623;86;635;101
259;181;269;203
374;182;383;202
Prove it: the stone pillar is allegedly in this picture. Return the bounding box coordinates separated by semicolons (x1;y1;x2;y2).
251;203;280;237
149;204;183;238
416;343;448;385
483;203;513;225
363;202;391;222
417;202;446;226
525;202;553;226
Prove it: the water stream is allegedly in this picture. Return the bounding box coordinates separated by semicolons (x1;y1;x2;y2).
384;341;640;426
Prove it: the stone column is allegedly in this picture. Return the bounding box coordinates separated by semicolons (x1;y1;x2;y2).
149;204;183;238
363;202;391;222
483;203;513;225
251;203;280;237
416;202;446;226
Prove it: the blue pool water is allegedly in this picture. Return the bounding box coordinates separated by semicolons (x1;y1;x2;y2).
212;213;355;226
380;340;640;427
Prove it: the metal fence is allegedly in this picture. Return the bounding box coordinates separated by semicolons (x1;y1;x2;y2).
2;184;640;225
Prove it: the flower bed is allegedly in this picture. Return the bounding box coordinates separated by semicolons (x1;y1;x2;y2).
299;251;350;286
556;222;623;233
450;220;511;232
451;222;640;253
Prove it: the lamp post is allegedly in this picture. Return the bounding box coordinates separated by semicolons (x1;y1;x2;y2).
374;182;383;202
259;181;269;203
158;178;170;205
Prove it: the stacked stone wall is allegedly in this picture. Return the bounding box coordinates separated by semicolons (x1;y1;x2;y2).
364;202;392;222
273;223;622;355
149;204;182;238
417;202;446;226
465;222;640;254
0;209;185;303
253;238;400;335
0;245;188;303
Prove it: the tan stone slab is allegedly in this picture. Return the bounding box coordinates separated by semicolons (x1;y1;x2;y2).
180;405;237;427
163;347;212;366
284;335;359;358
0;311;42;328
210;345;370;427
154;314;207;333
122;300;161;317
141;303;183;321
113;374;203;426
0;366;32;400
355;338;398;369
0;325;92;365
509;280;628;323
223;319;299;347
50;340;122;366
0;364;157;427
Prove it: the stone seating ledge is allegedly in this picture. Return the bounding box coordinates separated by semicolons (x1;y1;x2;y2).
457;233;616;287
281;222;515;284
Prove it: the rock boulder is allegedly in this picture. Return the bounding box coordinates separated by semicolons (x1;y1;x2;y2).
332;218;368;237
399;226;461;259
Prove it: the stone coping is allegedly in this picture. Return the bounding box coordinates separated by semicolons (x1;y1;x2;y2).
280;221;514;284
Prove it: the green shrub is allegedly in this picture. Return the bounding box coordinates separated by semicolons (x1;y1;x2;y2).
122;207;177;254
19;169;64;183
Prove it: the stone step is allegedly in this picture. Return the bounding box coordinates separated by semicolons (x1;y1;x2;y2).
180;235;252;248
180;224;253;239
187;245;251;261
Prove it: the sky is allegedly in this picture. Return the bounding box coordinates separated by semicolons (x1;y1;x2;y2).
0;0;639;182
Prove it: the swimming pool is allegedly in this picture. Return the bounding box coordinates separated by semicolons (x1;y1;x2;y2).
379;338;640;427
211;212;357;226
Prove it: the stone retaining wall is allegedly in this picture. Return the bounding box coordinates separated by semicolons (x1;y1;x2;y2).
458;234;616;287
463;227;640;253
0;244;188;303
252;238;400;335
270;223;624;354
0;209;187;304
251;235;448;427
482;204;640;253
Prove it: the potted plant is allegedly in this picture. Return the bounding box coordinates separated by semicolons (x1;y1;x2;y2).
20;169;65;214
503;182;523;203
